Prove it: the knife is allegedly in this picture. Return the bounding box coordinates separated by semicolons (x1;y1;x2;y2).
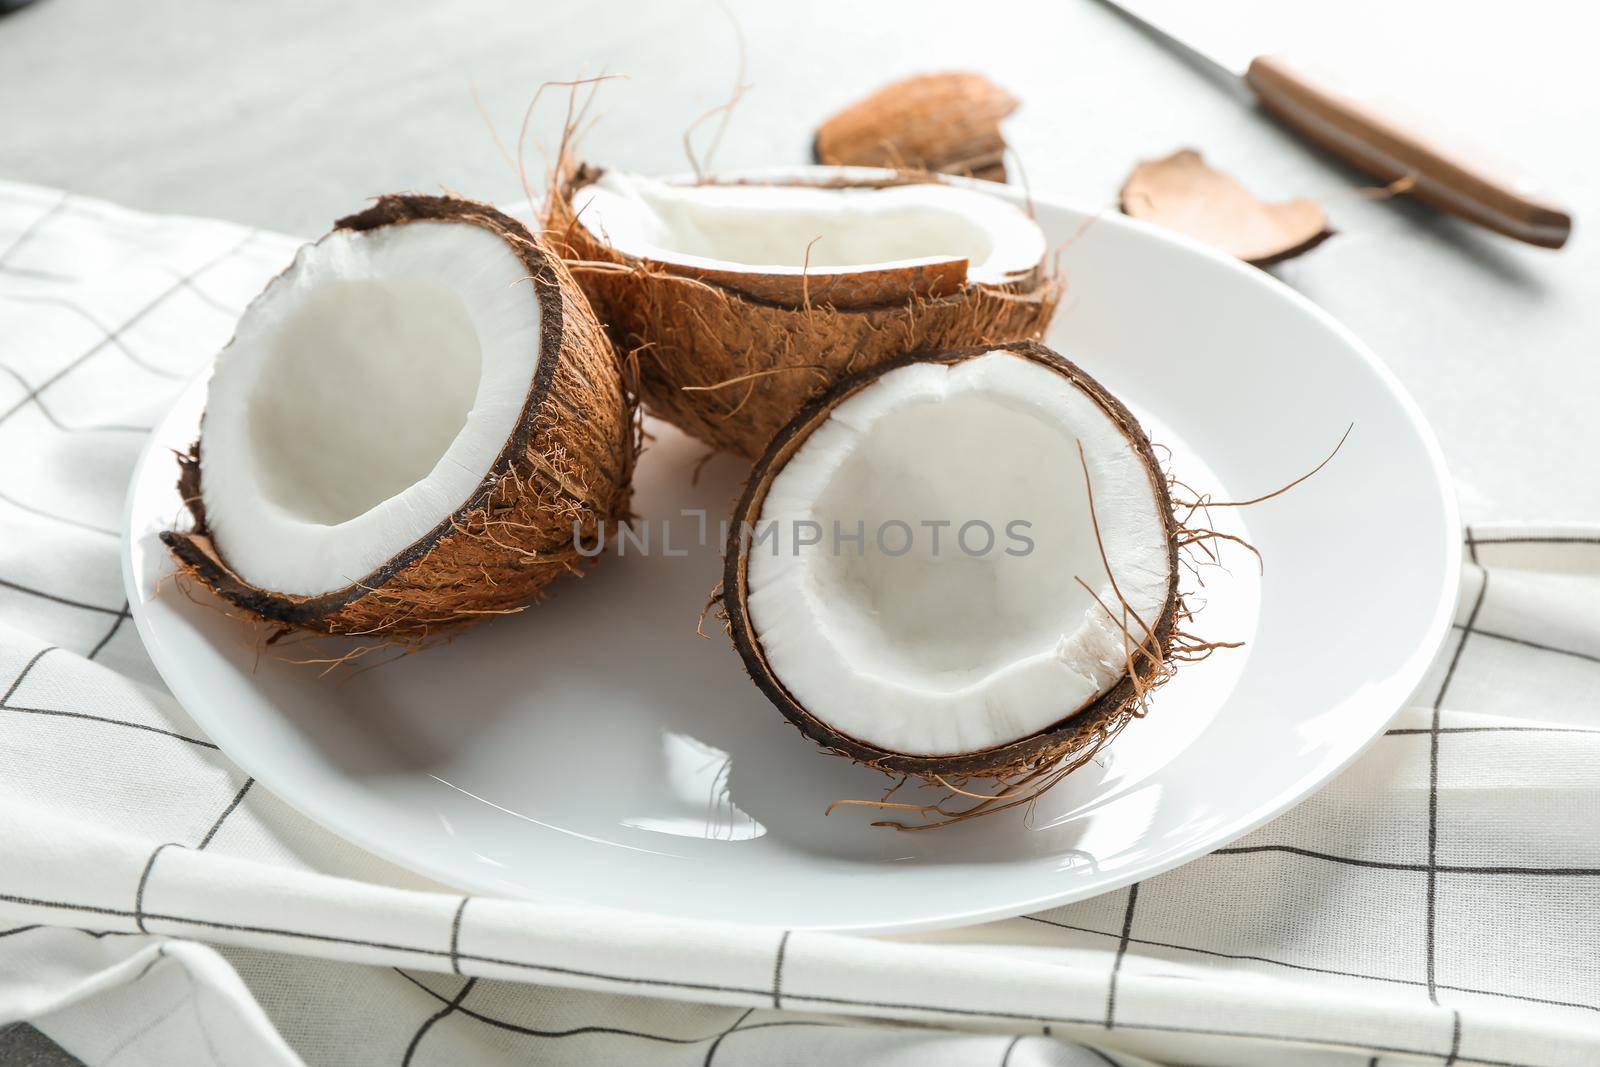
1096;0;1573;249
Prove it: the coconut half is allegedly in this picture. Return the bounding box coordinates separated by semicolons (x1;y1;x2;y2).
547;165;1061;459
570;168;1044;306
163;195;635;640
724;341;1180;781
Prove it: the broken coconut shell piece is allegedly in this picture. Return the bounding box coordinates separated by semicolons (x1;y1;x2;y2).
1120;149;1332;266
813;72;1019;182
162;195;636;641
546;164;1061;459
724;340;1185;804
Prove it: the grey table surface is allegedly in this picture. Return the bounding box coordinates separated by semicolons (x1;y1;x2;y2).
3;0;1597;524
0;1;1594;1060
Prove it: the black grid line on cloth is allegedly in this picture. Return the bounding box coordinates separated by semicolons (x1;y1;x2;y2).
128;944;169;986
6;900;105;924
1388;725;1600;737
2;292;193;381
2;702;219;749
1429;537;1487;1008
1211;844;1600;877
99;970;197;1066
0;262;71;282
1466;534;1600;547
776;990;1525;1067
0;361;150;433
5;196;169;236
1;645;54;704
0;228;257;429
0;889;776;996
1104;882;1139;1028
132;842;182;935
402;975;476;1067
410;946;769;997
393;971;855;1048
72;928;143;939
1;648;217;748
88;601;132;660
0;577;122;616
197;778;254;850
1450;625;1600;666
1021;914;1600;1016
168;270;247;318
0;486;118;538
772;929;791;1008
448;896;470;976
1;918;161;944
0;633;219;751
0;192;69;269
702;1007;755;1067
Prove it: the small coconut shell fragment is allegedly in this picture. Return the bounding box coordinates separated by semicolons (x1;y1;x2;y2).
1120;149;1332;265
813;72;1019;182
162;195;637;642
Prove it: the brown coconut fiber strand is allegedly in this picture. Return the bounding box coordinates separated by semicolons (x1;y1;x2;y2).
813;72;1019;182
1120;148;1332;266
721;341;1184;801
162;194;637;643
545;165;1062;459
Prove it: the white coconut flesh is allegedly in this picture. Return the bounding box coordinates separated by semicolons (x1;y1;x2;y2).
746;353;1172;757
572;170;1046;285
199;220;540;596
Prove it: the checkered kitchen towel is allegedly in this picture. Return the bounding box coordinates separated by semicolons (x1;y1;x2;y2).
2;179;1597;1067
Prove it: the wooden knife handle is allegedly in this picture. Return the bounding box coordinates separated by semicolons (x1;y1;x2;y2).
1244;54;1572;249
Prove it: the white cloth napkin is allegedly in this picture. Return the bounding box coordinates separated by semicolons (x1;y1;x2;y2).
2;180;1597;1067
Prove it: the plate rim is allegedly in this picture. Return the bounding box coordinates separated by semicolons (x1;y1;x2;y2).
121;184;1461;934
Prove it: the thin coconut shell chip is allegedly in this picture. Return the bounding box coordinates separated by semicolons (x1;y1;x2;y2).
813;72;1019;182
1121;148;1332;266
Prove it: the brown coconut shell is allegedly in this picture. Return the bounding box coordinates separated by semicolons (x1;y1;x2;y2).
1120;149;1332;266
162;194;637;642
723;340;1181;781
813;72;1019;182
546;165;1061;460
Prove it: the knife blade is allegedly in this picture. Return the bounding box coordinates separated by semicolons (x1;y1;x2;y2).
1096;0;1573;249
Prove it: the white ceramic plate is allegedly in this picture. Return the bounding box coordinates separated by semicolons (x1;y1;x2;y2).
123;188;1459;934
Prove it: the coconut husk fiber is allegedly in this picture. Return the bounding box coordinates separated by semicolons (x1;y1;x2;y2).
722;341;1183;798
162;194;637;642
813;72;1019;182
545;164;1062;459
